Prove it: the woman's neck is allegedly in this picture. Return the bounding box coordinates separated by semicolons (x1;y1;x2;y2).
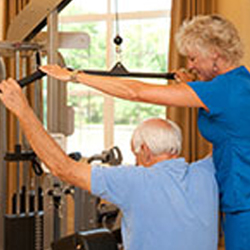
217;58;239;75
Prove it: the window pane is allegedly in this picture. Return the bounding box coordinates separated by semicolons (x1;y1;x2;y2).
111;17;170;163
58;21;107;156
112;18;171;72
114;93;166;164
66;83;105;156
58;0;172;164
59;22;107;70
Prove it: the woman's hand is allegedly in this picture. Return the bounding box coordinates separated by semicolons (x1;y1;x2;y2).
0;78;30;117
40;64;73;82
174;68;198;83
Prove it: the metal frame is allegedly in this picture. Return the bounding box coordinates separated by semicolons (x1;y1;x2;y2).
0;41;44;250
0;1;92;249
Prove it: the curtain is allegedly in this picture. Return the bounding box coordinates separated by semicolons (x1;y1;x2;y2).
167;0;217;162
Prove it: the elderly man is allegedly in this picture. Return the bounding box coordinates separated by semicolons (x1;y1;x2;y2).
0;78;218;250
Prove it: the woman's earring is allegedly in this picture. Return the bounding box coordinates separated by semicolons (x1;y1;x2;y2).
213;61;218;73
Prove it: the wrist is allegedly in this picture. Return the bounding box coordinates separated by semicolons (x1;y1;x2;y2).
15;100;32;119
69;70;80;82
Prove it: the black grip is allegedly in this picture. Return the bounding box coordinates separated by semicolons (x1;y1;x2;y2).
17;70;47;88
165;72;176;80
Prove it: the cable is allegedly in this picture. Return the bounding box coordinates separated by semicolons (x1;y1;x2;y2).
113;0;123;57
114;0;120;37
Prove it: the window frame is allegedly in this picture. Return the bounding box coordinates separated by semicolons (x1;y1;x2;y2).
58;0;171;154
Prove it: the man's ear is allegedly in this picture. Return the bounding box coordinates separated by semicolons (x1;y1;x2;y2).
141;143;152;164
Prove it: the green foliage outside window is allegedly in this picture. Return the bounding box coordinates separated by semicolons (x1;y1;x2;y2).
115;100;165;125
59;20;168;127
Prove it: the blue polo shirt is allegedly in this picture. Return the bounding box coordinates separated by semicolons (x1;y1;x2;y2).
91;157;218;250
188;66;250;212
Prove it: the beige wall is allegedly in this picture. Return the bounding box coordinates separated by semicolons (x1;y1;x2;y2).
217;0;250;67
0;0;4;41
0;0;3;40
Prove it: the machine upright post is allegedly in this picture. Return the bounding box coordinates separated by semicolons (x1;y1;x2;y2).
20;56;31;216
0;104;7;250
15;50;21;216
43;9;67;249
33;53;44;250
0;54;7;250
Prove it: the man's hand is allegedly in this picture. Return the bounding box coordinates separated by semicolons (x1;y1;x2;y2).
40;64;73;82
0;78;29;117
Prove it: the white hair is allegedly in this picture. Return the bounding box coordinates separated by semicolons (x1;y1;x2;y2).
175;15;244;66
131;118;182;156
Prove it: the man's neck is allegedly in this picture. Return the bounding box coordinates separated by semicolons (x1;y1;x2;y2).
148;153;178;167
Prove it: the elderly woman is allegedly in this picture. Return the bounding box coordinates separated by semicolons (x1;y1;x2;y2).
40;15;249;250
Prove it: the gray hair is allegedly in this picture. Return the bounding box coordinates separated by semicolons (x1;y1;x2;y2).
175;15;244;66
131;118;182;156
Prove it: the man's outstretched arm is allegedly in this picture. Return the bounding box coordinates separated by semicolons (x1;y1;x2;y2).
0;78;91;192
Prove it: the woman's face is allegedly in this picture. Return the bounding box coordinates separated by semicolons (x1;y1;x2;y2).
187;49;218;81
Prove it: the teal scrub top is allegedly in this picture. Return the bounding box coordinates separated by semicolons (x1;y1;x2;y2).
188;66;250;212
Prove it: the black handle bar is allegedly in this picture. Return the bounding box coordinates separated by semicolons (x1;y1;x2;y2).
17;70;47;88
16;69;176;88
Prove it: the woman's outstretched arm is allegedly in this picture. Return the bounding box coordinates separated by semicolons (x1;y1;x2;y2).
40;64;207;110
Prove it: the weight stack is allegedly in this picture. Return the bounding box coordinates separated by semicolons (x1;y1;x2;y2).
4;212;44;250
51;228;118;250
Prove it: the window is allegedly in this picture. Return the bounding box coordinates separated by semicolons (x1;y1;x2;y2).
58;0;172;163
